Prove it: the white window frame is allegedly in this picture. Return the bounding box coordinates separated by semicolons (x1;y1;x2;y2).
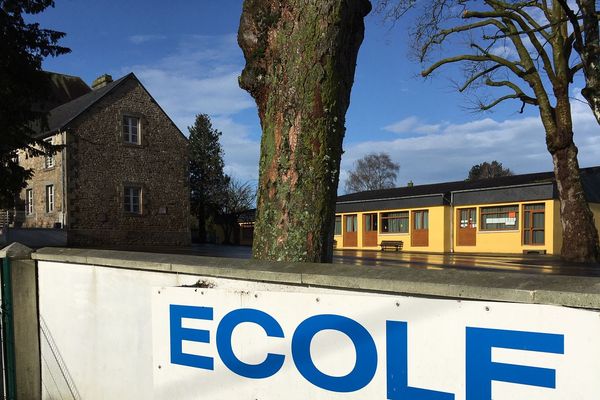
124;186;142;214
123;116;141;145
26;189;33;215
44;137;55;168
46;185;54;213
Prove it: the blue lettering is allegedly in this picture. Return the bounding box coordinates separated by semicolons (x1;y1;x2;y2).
216;308;285;379
291;314;377;393
466;327;564;400
170;304;214;370
387;321;455;400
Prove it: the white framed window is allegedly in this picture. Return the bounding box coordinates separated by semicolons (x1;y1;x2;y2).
26;189;33;215
123;116;140;144
124;186;142;214
44;137;55;168
46;185;54;213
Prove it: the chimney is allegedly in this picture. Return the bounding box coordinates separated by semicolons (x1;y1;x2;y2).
91;74;113;90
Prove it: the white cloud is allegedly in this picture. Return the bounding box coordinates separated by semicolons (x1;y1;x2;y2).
490;44;517;60
129;34;167;45
383;116;443;135
341;98;600;191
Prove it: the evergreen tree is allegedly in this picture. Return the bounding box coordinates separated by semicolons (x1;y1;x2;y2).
0;0;70;208
188;114;229;242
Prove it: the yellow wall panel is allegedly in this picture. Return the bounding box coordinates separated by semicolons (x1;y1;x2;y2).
453;200;556;254
335;206;448;252
334;200;600;255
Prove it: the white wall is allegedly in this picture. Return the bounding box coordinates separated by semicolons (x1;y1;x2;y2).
39;260;600;400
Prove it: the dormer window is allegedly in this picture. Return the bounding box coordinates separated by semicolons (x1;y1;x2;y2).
123;116;140;144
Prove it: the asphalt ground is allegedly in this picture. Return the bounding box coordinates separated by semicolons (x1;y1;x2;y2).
91;243;600;277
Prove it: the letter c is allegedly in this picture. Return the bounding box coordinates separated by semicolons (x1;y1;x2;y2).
216;308;285;379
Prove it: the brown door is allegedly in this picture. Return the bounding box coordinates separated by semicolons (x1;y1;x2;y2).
523;204;545;245
343;214;358;247
411;210;429;247
362;213;378;247
457;208;477;246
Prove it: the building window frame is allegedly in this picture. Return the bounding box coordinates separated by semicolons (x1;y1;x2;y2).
345;215;357;233
413;210;429;230
45;185;54;213
122;115;141;145
523;203;545;245
380;211;409;234
124;186;142;214
44;137;55;169
480;205;519;231
25;189;33;216
334;215;342;235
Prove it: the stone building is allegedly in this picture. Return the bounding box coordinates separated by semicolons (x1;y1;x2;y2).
16;72;190;246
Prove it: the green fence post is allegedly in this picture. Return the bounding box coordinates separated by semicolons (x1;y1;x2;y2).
1;256;16;399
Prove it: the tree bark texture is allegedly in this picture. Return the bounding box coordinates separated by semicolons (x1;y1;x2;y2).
238;0;371;262
545;91;600;262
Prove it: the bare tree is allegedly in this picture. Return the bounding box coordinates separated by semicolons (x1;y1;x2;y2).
345;152;400;193
556;0;600;123
378;0;600;262
218;179;256;244
238;0;371;262
467;160;513;180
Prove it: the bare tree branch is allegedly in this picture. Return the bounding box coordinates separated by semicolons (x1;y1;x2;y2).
421;19;506;61
465;7;558;84
485;78;539;104
422;53;525;77
459;64;502;92
478;93;522;109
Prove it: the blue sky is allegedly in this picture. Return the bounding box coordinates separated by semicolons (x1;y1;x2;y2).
34;0;600;190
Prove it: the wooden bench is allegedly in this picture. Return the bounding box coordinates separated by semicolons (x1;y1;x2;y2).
380;240;404;251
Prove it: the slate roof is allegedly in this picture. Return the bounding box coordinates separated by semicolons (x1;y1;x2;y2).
42;72;92;111
38;73;132;137
337;166;600;203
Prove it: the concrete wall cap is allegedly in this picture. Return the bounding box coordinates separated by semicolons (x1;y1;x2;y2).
31;247;600;310
0;242;34;260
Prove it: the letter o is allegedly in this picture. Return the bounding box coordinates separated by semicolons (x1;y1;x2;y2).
291;314;377;392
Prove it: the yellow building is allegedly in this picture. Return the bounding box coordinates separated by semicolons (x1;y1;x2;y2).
335;167;600;255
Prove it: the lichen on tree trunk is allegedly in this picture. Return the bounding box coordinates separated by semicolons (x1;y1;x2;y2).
238;0;371;262
547;96;600;262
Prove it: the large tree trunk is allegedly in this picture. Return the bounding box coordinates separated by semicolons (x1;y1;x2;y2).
547;94;600;262
238;0;371;262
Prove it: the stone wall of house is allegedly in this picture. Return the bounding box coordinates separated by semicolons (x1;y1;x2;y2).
18;133;66;228
66;77;190;246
